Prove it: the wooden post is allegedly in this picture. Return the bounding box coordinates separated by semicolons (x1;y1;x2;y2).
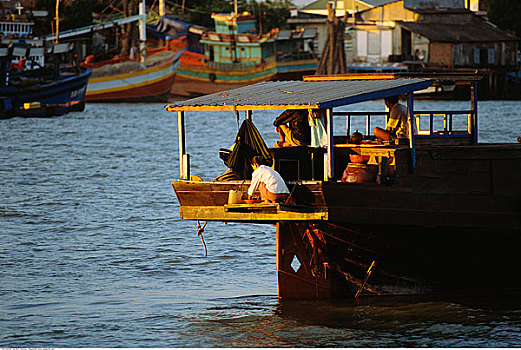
327;3;334;75
178;111;187;179
326;108;334;180
246;110;252;120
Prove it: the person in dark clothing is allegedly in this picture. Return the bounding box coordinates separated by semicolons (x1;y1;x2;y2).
273;109;311;147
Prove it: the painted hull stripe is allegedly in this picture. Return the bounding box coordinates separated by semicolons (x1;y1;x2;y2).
86;61;178;95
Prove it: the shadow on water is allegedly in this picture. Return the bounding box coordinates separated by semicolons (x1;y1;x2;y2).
273;291;521;347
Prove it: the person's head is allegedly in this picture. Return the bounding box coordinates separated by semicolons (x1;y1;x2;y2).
251;155;263;170
384;96;399;108
251;155;272;169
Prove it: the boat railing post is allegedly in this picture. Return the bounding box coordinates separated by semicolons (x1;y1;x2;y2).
407;93;416;171
246;110;252;120
365;114;370;136
346;114;350;136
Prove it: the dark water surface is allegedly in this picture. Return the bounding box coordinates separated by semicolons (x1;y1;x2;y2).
2;101;521;347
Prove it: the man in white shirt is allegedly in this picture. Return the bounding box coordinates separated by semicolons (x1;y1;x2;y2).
248;156;290;203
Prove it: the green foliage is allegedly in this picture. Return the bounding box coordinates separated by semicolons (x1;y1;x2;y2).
34;0;110;35
256;0;291;32
172;0;292;32
484;0;521;38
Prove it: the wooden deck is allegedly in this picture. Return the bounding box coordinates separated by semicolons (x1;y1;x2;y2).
179;203;328;222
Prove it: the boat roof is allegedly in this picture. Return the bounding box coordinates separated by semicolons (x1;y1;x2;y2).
166;78;433;112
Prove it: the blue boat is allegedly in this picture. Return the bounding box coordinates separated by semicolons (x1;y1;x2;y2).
0;43;91;119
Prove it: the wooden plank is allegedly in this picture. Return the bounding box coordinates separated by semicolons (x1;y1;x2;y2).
304;74;397;81
180;206;328;221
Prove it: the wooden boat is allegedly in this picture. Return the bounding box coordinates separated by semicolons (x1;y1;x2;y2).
83;48;181;102
165;73;521;299
0;43;91;119
170;12;318;98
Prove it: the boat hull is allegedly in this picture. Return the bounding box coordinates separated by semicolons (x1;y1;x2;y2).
85;52;180;102
171;143;521;298
0;68;91;119
170;53;317;98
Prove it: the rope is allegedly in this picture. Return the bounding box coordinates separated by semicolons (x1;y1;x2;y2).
196;220;208;257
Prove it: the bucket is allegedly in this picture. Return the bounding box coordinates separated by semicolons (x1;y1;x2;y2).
228;189;243;204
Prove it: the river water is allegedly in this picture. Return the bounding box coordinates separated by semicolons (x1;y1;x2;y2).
2;100;521;347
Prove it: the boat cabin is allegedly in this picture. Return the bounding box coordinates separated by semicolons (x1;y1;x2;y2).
165;73;493;224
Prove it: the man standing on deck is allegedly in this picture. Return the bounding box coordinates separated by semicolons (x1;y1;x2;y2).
273;109;311;147
373;96;415;142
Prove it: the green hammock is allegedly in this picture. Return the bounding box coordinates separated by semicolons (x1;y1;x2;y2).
216;119;272;180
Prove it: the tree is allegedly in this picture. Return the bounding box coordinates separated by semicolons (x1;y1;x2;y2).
484;0;521;38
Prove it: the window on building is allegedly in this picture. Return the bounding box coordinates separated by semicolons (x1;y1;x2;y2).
488;48;495;64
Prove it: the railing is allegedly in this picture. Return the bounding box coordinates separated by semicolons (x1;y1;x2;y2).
333;111;388;137
414;110;475;138
333;110;475;139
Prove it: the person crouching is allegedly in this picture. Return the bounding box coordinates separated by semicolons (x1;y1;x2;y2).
247;156;289;203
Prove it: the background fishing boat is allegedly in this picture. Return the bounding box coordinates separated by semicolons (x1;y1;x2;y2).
47;1;181;102
83;48;180;102
169;12;317;98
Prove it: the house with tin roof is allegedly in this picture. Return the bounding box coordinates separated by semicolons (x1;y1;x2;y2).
352;0;517;97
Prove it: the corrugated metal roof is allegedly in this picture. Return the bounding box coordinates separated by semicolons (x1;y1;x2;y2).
396;20;518;43
166;78;432;111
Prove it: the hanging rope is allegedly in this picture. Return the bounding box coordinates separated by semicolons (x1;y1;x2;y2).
196;220;208;257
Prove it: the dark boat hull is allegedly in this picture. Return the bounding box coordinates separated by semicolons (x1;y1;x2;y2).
276;221;521;299
0;68;91;119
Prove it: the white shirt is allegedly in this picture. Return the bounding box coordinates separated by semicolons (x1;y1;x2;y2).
248;165;290;196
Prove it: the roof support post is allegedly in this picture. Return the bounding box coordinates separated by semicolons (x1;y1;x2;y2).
407;93;416;171
470;81;478;144
326;108;334;181
246;110;252;120
178;111;189;179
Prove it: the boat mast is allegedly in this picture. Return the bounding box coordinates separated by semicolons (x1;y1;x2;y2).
54;0;59;44
138;1;147;62
159;0;166;16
